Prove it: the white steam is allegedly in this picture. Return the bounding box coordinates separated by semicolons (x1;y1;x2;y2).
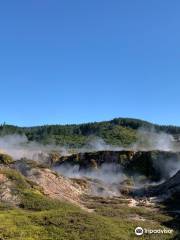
0;134;69;161
153;156;180;179
54;163;126;197
79;129;179;153
130;128;176;151
54;163;126;184
79;138;123;152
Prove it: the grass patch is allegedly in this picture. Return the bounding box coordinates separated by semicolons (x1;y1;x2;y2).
0;197;176;240
20;190;64;211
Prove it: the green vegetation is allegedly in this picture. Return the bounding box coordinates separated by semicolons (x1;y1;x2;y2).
0;195;177;240
83;196;178;240
0;153;13;165
0;199;176;240
0;168;30;189
1;117;180;147
20;191;65;211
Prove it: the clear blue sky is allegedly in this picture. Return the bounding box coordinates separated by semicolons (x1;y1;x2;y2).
0;1;180;126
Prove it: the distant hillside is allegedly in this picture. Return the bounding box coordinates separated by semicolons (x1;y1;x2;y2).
0;118;180;147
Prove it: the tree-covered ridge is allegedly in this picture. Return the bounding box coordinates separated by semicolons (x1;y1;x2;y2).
0;118;180;147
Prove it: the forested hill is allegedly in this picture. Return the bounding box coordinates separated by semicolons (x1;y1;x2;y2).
0;118;180;147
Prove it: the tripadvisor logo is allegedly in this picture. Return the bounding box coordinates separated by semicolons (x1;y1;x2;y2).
135;226;173;236
135;227;144;236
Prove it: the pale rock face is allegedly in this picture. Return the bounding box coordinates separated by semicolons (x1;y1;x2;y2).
0;173;20;205
27;168;83;203
14;160;86;207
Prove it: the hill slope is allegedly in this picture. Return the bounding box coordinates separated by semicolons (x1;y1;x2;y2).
1;117;180;147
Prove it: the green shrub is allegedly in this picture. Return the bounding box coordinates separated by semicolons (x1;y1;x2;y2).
0;168;29;189
20;190;63;211
0;153;13;164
